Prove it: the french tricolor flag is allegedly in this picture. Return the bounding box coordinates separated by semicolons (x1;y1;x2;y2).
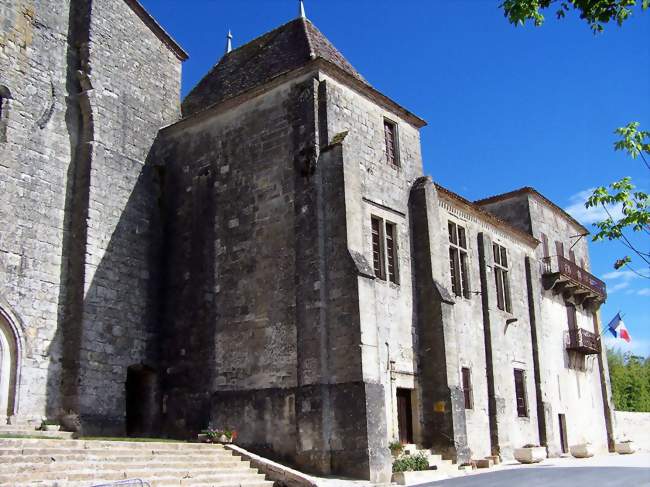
608;313;631;343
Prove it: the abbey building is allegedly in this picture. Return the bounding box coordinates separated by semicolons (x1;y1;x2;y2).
0;0;615;482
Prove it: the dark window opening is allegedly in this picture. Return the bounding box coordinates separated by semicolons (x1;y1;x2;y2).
371;215;399;284
566;303;577;330
448;221;470;299
493;243;512;312
461;367;473;409
384;119;399;166
514;369;528;418
540;232;549;259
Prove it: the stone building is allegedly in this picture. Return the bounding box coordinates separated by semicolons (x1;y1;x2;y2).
0;0;614;483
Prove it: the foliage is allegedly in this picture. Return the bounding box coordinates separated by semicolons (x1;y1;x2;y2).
584;123;650;275
500;0;649;32
392;452;430;473
201;427;238;442
607;349;650;412
389;441;405;456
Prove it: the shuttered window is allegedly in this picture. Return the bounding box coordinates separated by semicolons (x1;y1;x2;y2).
461;367;473;409
448;221;470;299
371;216;399;284
514;369;528;417
384;119;399;166
566;303;577;330
372;216;385;280
540;232;549;258
493;243;512;312
555;240;564;258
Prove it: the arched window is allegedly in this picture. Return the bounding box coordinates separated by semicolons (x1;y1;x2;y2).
0;85;12;142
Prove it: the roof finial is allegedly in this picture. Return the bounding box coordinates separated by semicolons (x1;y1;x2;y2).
299;0;306;19
225;30;233;54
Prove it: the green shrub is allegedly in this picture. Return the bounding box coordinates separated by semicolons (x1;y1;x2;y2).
389;441;404;456
392;452;429;472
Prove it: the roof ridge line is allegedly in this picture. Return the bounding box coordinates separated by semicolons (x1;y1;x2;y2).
300;17;316;59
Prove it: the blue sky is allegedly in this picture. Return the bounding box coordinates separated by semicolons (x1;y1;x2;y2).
141;0;650;356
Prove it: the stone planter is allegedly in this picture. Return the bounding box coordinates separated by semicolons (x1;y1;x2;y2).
615;441;636;455
41;424;61;432
392;470;446;485
197;433;232;444
570;443;595;458
513;446;547;464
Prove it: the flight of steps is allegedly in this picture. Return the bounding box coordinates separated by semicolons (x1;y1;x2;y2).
0;421;75;439
402;443;460;475
0;437;274;487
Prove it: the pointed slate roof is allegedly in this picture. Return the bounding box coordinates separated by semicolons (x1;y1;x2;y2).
182;17;365;117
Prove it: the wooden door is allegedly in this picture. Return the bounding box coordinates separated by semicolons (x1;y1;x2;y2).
559;414;568;453
396;388;414;444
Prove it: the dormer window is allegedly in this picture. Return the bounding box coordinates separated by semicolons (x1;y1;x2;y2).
383;118;399;167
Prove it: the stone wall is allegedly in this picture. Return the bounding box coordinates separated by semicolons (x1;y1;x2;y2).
0;0;73;420
0;0;183;430
614;411;650;452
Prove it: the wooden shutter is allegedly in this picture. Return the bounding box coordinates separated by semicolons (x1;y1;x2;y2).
371;217;385;279
555;241;564;258
386;222;398;284
514;369;528;417
541;233;549;258
462;367;473;409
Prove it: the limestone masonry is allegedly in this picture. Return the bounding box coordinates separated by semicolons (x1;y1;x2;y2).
0;0;616;482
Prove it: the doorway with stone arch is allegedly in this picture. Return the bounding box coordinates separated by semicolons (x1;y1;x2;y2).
0;310;19;422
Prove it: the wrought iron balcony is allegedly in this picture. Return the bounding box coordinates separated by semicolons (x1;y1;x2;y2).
542;255;606;307
565;328;601;355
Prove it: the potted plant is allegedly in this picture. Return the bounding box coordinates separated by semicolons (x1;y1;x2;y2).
40;419;61;432
198;428;238;444
513;444;547;464
615;439;636;455
570;442;595;458
389;441;404;458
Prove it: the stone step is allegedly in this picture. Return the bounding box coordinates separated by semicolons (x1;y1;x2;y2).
8;479;273;487
0;428;75;439
1;459;253;474
0;447;234;457
0;469;267;484
0;437;223;449
0;454;246;467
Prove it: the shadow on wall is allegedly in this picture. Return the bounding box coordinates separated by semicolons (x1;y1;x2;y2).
44;135;166;436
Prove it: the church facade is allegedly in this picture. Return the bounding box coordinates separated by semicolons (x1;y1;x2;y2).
0;0;614;482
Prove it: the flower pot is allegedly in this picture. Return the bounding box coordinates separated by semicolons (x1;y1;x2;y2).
197;434;210;443
615;441;636;455
570;443;594;458
513;447;546;464
218;434;232;444
42;424;60;432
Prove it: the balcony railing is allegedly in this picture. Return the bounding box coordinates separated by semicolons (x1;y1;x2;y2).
542;255;607;307
565;328;601;355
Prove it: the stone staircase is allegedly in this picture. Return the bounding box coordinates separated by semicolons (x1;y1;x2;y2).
0;422;75;439
0;437;273;487
402;443;459;474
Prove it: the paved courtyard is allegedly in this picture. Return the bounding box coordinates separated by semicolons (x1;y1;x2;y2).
421;453;650;487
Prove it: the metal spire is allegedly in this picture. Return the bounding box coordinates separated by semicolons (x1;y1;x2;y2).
299;0;306;19
225;30;233;54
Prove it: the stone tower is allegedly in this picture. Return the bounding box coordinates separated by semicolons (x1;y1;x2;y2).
153;15;427;482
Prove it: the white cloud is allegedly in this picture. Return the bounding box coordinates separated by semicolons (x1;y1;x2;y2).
602;269;643;281
638;288;650;296
564;188;624;226
604;336;650;357
608;282;630;294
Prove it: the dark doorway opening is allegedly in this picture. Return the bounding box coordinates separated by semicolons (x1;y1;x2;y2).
558;413;568;453
125;364;160;437
396;388;414;444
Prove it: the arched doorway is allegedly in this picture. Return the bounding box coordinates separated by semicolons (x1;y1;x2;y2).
0;312;18;421
125;364;160;437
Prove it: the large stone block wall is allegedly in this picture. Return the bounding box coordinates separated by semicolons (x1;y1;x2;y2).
0;0;73;420
614;411;650;451
320;74;423;447
0;0;182;429
68;0;182;432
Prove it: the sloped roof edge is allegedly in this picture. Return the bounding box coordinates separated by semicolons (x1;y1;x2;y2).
435;183;539;247
123;0;189;61
474;187;589;235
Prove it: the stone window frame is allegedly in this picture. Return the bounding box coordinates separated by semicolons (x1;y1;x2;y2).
513;368;529;418
448;220;471;299
493;242;512;313
371;215;400;285
461;366;473;410
383;117;400;167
